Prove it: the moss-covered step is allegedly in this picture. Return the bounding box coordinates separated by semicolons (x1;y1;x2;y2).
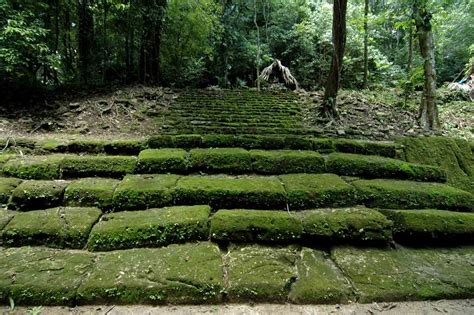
77;242;224;304
400;137;474;194
0;209;15;231
226;244;298;302
0;177;22;205
60;155;137;178
174;175;287;209
188;148;252;173
210;210;302;243
0;153;16;166
250;150;325;174
299;207;392;244
334;139;399;158
137;149;187;173
332;246;474;302
353;179;474;211
1;155;68;180
1;207;101;248
0;246;94;305
289;248;353;304
64;178;119;210
380;209;474;244
112;174;180;210
87;205;211;251
327;153;446;182
8;180;69;211
280;174;357;210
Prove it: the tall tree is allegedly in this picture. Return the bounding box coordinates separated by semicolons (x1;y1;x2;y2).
138;0;166;84
77;0;94;84
321;0;348;119
362;0;369;89
413;0;439;130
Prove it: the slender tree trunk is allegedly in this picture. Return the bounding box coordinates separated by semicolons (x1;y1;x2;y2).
322;0;348;119
254;0;261;91
102;0;108;83
363;0;369;89
414;1;439;130
404;21;414;106
77;0;94;84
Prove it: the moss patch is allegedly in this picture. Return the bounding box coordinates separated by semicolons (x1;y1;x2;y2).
0;153;16;166
210;209;302;242
61;155;137;178
332;246;474;302
77;242;223;304
103;139;145;155
280;174;357;210
250;150;325;174
175;175;287;209
1;207;101;248
299;207;392;244
8;180;68;211
0;246;94;305
87;205;211;251
0;209;15;231
112;174;180;210
400;137;474;193
226;244;298;302
137;149;187;173
188;148;251;173
289;248;353;304
380;209;474;244
327;153;446;182
64;178;119;210
2;155;67;180
0;177;22;205
334;139;399;158
353;179;474;211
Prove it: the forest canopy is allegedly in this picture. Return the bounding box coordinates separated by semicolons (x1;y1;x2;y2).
0;0;472;90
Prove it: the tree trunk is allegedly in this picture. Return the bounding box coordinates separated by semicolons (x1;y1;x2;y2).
77;0;94;84
414;1;439;130
254;0;261;91
102;0;108;83
363;0;369;89
322;0;348;119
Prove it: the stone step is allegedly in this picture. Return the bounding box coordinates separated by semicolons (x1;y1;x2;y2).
1;206;473;250
0;243;472;305
1;174;472;212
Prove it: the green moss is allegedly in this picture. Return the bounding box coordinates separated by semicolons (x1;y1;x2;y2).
8;180;69;211
353;179;474;211
2;154;67;180
210;209;302;242
36;139;68;152
0;246;94;305
0;209;15;231
226;244;298;302
137;149;187;173
0;153;16;166
0;177;22;204
327;153;446;182
61;155;137;178
202;134;236;148
87;205;211;251
289;248;353;304
175;175;287;209
311;138;335;153
280;174;357;210
250;150;325;174
188;148;251;173
147;135;175;148
64;178;119;210
1;207;101;248
65;139;106;153
77;242;224;304
283;136;313;150
332;246;474;302
299;207;392;243
104;139;146;155
112;174;180;210
334;139;399;158
400;137;474;193
380;209;474;244
173;134;203;148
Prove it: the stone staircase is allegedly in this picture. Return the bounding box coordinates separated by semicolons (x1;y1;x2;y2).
0;133;473;304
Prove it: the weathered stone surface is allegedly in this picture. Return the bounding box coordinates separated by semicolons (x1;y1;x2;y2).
137;149;187;173
188;148;252;173
8;180;69;211
0;177;22;205
1;207;101;248
77;242;224;304
61;155;137;178
2;155;67;180
87;206;211;251
64;178;119;210
226;244;298;302
0;246;94;305
332;246;474;302
289;248;353;304
250;150;325;174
